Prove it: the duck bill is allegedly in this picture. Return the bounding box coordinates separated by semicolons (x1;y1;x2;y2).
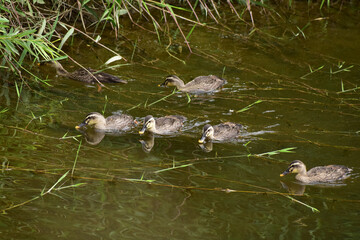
75;122;86;130
280;170;290;177
159;79;169;87
198;135;206;144
139;126;147;135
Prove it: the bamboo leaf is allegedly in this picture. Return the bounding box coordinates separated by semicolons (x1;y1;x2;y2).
237;100;263;113
38;19;47;35
58;27;74;50
105;56;123;65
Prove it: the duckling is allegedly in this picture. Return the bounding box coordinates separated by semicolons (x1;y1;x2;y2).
75;112;135;132
280;160;352;183
198;122;243;143
160;75;226;93
139;115;186;135
49;61;127;84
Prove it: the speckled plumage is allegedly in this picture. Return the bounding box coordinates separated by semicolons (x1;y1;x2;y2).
50;61;127;84
76;112;134;132
160;75;226;93
198;122;243;143
139;115;186;135
280;160;352;183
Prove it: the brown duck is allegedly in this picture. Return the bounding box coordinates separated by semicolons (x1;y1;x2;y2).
198;122;243;143
49;61;127;84
280;160;352;183
139;115;186;135
160;75;226;93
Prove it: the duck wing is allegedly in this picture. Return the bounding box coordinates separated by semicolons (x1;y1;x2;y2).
307;165;352;182
184;75;227;93
155;115;186;133
213;122;243;141
105;114;134;131
69;68;127;84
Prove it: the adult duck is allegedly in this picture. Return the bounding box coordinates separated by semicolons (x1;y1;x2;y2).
280;160;352;183
49;61;127;84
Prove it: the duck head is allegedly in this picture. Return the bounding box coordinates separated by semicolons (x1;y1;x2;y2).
75;112;106;130
198;124;214;144
159;75;184;88
139;115;156;135
280;160;307;177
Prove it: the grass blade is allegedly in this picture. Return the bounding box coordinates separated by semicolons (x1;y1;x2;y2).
236;100;262;113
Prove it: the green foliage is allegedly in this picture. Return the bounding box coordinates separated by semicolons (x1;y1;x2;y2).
0;0;62;79
0;0;251;72
0;0;352;82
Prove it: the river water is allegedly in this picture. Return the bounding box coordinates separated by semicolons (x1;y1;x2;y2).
1;2;360;239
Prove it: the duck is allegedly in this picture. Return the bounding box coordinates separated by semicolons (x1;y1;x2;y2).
75;112;135;132
198;122;243;143
139;115;186;135
48;61;127;84
280;160;352;183
159;75;226;93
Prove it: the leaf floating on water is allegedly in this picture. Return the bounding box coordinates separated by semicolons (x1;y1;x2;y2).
236;100;263;113
105;55;123;65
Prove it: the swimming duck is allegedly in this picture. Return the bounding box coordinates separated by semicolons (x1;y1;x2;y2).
280;160;352;183
75;112;135;132
139;115;186;135
160;75;226;93
49;61;127;84
198;122;243;143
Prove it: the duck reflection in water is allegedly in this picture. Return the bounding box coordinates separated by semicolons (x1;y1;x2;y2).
280;180;349;196
280;181;306;196
139;133;155;153
198;141;213;152
77;128;105;145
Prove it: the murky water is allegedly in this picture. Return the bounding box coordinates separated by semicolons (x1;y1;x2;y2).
1;3;360;239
